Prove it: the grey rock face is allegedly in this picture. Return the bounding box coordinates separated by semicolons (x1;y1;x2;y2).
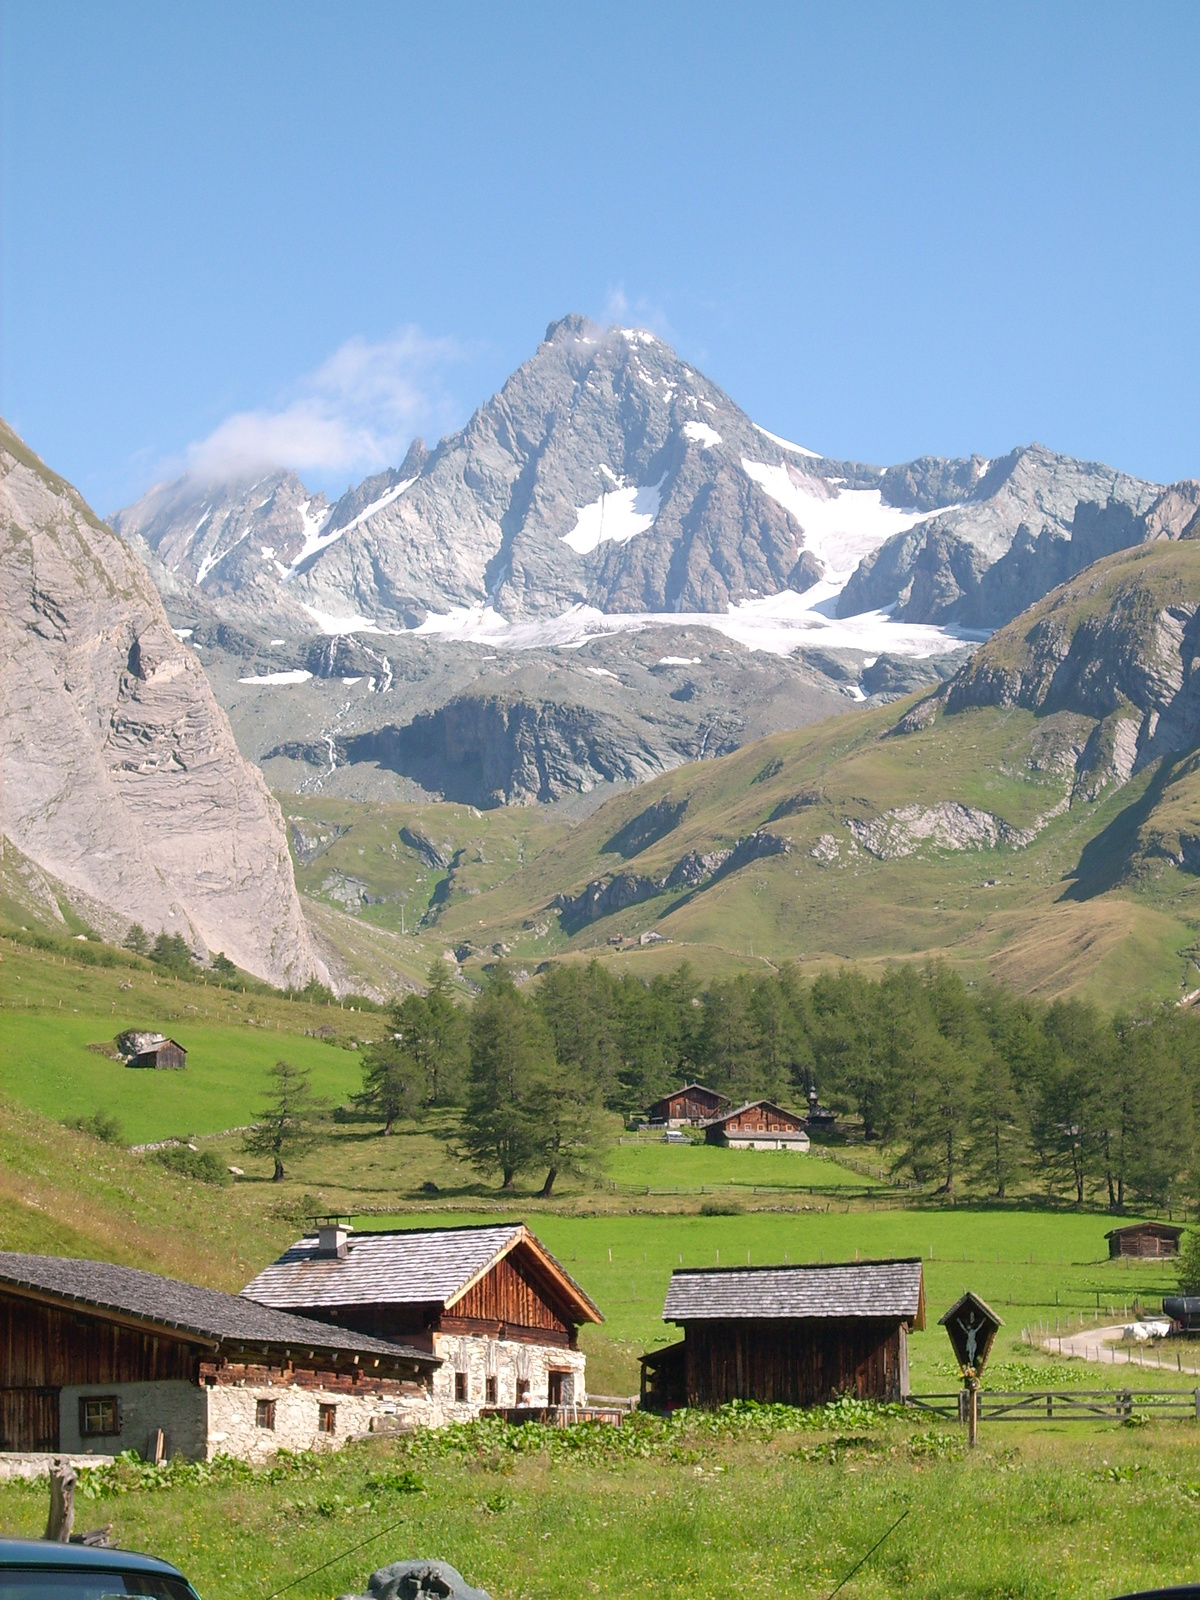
0;421;322;987
838;444;1161;628
112;469;330;621
340;1561;490;1600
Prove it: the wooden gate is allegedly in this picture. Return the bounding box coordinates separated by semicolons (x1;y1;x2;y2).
0;1388;60;1451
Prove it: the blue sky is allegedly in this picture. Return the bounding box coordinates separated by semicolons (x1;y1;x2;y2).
3;1;1200;513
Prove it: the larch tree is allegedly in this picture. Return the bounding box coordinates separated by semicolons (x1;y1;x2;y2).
243;1059;327;1181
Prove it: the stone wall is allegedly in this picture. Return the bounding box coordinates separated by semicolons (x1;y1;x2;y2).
59;1380;208;1460
430;1333;587;1416
205;1378;438;1460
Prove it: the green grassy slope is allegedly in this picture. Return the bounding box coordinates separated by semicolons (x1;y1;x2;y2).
416;697;1199;1004
0;933;384;1140
287;538;1200;1005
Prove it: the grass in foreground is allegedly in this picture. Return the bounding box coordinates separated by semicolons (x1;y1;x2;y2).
2;1405;1199;1600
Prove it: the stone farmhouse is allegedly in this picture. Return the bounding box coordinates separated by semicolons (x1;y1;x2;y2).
0;1252;439;1460
240;1222;603;1419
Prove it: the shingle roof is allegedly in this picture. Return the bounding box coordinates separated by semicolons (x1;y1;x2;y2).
0;1252;437;1366
663;1259;924;1323
241;1222;602;1323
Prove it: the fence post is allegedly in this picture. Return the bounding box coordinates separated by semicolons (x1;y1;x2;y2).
1194;1388;1200;1421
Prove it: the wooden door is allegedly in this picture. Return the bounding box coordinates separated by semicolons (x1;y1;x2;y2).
0;1388;60;1451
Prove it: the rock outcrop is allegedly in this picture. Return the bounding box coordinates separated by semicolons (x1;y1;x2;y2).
837;445;1165;629
0;421;322;987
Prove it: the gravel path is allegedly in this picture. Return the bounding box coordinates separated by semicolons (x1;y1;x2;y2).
1037;1323;1200;1375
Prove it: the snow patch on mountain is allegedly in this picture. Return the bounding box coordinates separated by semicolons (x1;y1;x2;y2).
683;421;722;449
741;461;955;584
281;499;338;581
237;669;313;686
752;424;821;459
332;476;415;537
562;476;665;555
300;604;390;635
196;529;248;584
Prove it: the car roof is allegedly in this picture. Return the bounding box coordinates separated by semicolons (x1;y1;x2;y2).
0;1539;187;1576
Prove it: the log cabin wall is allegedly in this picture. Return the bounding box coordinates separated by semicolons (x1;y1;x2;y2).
0;1293;202;1387
722;1106;805;1135
682;1317;904;1407
451;1251;572;1336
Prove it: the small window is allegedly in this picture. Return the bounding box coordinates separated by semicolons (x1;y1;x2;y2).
454;1371;468;1402
255;1398;276;1430
485;1376;497;1405
516;1378;530;1403
548;1370;568;1405
79;1395;120;1437
318;1403;337;1434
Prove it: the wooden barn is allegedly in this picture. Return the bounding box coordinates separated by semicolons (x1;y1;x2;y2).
121;1032;187;1070
240;1222;603;1418
0;1251;437;1460
640;1258;925;1410
646;1083;730;1127
704;1100;810;1151
1106;1222;1183;1259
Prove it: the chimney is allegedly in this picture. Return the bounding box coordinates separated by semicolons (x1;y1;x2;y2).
317;1222;350;1258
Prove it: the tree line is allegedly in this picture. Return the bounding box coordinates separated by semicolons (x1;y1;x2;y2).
258;958;1200;1211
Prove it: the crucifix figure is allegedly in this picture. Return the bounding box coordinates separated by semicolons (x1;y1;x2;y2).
957;1308;982;1368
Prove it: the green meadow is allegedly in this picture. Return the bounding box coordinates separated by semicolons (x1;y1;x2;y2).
3;1408;1200;1600
603;1137;883;1193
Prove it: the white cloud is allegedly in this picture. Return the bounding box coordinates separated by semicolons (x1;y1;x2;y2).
601;284;673;342
184;328;461;483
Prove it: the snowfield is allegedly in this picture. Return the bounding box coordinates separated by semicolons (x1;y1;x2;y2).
405;591;986;660
740;461;955;586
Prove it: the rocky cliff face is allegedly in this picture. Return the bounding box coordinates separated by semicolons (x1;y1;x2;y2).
942;537;1200;800
0;421;323;987
837;444;1163;628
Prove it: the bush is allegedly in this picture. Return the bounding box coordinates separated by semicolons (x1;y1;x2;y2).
67;1111;123;1145
151;1145;231;1185
699;1198;743;1216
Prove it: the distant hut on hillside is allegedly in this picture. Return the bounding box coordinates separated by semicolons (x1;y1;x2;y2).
704;1100;810;1151
646;1083;730;1127
1106;1222;1182;1259
119;1031;187;1070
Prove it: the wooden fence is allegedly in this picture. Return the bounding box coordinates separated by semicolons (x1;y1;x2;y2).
906;1389;1200;1422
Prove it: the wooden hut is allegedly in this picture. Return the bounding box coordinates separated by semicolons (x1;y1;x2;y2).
241;1222;603;1418
1106;1222;1183;1258
646;1083;730;1127
703;1100;810;1151
121;1032;187;1070
642;1259;925;1409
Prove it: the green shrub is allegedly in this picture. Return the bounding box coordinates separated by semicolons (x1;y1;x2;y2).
67;1111;124;1145
151;1144;230;1185
699;1198;743;1215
